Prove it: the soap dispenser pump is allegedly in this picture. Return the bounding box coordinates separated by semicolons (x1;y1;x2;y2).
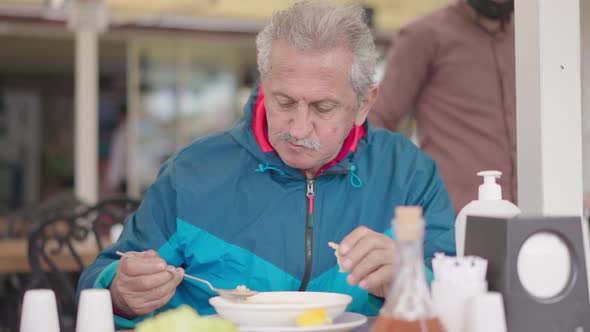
455;170;521;256
478;170;502;200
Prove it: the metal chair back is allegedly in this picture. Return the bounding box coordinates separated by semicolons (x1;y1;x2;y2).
26;196;140;331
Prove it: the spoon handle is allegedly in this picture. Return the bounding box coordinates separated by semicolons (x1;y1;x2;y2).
166;266;216;291
115;251;216;292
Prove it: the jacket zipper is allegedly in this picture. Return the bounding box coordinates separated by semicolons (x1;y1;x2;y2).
298;179;314;291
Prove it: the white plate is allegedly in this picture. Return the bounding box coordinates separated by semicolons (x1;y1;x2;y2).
238;312;368;332
210;292;352;327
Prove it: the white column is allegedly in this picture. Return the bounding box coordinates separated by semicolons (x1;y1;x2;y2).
127;41;140;198
582;0;590;197
69;0;108;204
515;0;583;216
74;28;99;204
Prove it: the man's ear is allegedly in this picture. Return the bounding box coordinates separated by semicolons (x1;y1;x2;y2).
355;86;378;126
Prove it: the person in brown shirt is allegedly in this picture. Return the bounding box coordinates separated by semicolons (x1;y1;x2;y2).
369;0;516;214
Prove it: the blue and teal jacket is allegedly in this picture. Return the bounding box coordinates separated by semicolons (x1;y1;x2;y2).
78;86;455;329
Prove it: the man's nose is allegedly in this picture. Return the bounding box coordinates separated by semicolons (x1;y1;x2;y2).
289;105;312;139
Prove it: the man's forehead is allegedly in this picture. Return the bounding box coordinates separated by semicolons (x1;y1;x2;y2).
262;40;356;101
268;45;352;79
263;78;354;105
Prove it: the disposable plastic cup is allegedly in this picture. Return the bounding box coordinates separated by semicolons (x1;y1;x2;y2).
463;292;507;332
431;280;487;332
20;289;60;332
75;289;115;332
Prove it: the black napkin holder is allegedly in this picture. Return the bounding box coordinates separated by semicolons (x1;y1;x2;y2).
464;215;590;332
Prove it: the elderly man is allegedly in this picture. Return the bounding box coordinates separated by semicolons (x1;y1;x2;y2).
78;1;455;328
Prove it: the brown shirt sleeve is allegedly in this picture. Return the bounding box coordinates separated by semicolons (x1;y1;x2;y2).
369;22;438;131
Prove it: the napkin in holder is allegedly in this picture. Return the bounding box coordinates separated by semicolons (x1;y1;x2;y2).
431;253;488;332
465;215;590;332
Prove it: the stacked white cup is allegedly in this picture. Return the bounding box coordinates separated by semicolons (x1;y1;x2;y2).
75;289;115;332
463;292;507;332
20;289;60;332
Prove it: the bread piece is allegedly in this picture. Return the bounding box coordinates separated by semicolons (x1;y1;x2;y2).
328;241;344;272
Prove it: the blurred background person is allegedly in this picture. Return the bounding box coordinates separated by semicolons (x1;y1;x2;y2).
369;0;515;215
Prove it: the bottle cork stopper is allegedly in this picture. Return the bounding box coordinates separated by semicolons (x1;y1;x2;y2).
394;206;424;241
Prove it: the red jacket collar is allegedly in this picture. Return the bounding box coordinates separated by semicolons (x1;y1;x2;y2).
251;84;365;175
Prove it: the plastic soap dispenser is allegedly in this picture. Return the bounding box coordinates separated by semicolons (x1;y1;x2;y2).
455;170;521;256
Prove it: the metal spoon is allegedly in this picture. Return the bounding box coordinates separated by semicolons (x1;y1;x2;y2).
115;251;258;301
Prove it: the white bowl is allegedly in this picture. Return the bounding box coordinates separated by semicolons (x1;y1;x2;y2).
209;291;352;327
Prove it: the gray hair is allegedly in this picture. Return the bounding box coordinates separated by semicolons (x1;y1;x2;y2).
256;1;377;102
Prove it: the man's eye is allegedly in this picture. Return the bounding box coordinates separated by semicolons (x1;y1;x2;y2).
279;102;295;108
315;104;335;113
277;100;296;109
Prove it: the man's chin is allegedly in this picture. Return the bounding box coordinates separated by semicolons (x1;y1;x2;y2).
284;160;312;171
280;155;314;172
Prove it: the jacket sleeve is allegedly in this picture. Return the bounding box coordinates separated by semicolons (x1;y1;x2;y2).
409;153;456;268
369;20;437;131
77;158;181;328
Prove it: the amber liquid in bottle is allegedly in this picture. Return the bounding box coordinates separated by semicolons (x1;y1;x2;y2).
371;206;446;332
372;316;445;332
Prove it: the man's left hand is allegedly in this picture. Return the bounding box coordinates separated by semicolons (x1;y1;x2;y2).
338;226;394;298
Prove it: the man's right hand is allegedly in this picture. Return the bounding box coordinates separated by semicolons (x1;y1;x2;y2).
109;250;183;318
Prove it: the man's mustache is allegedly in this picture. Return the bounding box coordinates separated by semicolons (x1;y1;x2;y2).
278;132;321;151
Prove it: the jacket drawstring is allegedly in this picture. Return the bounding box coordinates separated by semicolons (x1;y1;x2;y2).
256;163;363;188
255;163;286;175
349;165;363;188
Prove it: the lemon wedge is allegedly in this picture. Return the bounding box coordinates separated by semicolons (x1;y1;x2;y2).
296;308;332;327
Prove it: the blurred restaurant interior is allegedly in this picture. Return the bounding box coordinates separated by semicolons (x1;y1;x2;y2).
0;0;448;211
0;0;590;331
